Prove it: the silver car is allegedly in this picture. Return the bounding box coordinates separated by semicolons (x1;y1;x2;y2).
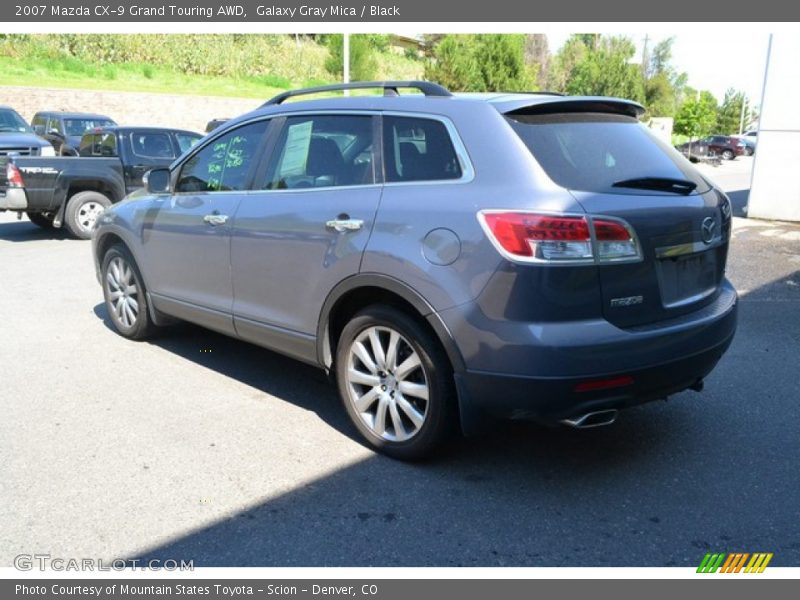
92;81;738;459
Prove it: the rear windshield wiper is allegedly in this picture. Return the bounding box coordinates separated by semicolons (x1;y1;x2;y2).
612;177;697;195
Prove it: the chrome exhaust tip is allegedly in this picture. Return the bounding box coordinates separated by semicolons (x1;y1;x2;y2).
560;409;619;429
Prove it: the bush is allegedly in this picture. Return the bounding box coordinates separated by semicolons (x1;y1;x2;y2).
424;34;535;92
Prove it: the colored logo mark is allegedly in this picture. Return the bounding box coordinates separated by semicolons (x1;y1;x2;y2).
697;552;773;573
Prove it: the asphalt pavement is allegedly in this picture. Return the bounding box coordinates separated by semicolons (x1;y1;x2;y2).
1;155;798;567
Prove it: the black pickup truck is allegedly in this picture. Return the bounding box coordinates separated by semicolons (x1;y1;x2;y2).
0;126;202;239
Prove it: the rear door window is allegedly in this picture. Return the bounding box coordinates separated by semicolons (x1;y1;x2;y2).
263;114;375;190
383;116;462;182
507;112;710;195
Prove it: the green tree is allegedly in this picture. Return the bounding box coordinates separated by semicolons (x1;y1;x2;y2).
324;34;378;81
716;88;747;134
674;91;719;140
550;35;645;103
424;34;535;92
642;37;689;118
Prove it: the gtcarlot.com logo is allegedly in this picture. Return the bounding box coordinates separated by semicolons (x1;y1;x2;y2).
697;552;773;573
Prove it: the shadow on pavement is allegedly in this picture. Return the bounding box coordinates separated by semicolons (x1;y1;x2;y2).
90;270;799;567
0;218;72;242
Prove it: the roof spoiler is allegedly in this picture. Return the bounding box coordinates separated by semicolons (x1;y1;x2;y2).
504;97;646;119
263;81;453;106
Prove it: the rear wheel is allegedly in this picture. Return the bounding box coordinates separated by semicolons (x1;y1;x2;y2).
26;211;55;229
335;306;456;460
101;244;157;340
64;191;111;239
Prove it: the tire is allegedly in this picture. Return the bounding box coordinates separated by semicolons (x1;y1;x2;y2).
745;147;754;156
335;305;456;460
64;191;112;239
721;149;735;160
26;211;55;229
101;244;157;340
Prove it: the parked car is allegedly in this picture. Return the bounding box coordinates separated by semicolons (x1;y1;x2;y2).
731;135;756;156
0;126;202;238
701;135;745;160
91;81;737;460
31;111;117;156
0;106;56;157
742;130;758;139
674;139;711;162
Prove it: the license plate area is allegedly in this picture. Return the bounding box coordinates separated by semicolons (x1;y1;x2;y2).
656;250;718;308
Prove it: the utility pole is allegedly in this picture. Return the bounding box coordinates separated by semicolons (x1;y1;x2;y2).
641;34;650;76
739;96;748;134
343;34;350;96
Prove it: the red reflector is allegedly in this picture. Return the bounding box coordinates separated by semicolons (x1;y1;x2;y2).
593;218;631;242
6;162;24;187
482;212;590;257
574;376;634;393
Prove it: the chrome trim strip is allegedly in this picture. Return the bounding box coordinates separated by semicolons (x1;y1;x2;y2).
655;237;723;258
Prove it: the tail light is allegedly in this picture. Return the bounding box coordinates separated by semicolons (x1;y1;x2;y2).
478;211;641;265
6;162;24;188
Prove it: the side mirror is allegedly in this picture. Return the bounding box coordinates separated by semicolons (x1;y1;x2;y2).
144;168;171;194
48;128;62;137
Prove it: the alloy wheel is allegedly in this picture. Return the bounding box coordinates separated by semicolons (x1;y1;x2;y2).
344;326;430;442
105;256;140;329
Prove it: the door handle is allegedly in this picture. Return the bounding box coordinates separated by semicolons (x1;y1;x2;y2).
203;213;229;226
326;218;364;233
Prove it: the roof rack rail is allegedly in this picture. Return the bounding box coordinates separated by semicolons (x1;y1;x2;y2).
263;81;453;106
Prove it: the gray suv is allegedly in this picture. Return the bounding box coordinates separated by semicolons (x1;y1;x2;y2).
92;81;737;460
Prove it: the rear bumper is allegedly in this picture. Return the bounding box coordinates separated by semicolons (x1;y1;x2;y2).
441;279;738;423
0;188;28;210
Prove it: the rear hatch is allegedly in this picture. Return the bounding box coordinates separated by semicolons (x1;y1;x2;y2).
0;156;9;195
506;106;732;328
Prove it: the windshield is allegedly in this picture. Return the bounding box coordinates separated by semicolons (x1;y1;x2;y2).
64;119;115;137
0;109;33;133
506;112;710;195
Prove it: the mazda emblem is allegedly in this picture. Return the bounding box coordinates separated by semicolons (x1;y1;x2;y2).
701;217;716;244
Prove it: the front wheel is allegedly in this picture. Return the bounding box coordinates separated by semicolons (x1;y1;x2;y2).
101;244;157;340
335;306;456;460
64;191;111;239
721;149;735;160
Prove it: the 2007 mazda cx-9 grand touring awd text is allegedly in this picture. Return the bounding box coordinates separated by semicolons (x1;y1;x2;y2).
92;81;737;460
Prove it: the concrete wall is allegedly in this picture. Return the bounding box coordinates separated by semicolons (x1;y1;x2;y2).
0;86;261;135
748;35;800;222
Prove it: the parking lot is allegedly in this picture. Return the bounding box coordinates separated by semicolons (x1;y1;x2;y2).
1;155;799;567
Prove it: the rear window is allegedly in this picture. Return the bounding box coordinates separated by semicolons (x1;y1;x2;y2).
64;119;115;137
507;112;709;195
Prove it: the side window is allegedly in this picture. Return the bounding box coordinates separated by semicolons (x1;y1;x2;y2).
383;116;462;183
46;117;62;134
97;133;117;157
131;132;173;159
175;133;202;155
176;120;268;193
263;115;374;190
78;134;97;157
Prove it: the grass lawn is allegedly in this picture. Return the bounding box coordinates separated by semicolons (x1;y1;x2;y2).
0;56;330;99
